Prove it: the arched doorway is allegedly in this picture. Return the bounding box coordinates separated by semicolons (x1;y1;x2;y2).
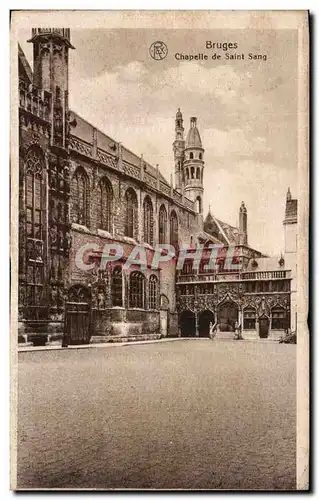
179;310;196;337
63;284;92;346
259;314;269;338
218;301;238;332
198;310;215;337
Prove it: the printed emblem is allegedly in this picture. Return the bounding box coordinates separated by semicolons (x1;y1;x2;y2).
149;41;168;60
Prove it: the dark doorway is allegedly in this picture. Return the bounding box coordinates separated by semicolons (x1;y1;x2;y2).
218;301;238;332
259;315;269;338
63;285;92;346
180;310;196;337
198;310;215;337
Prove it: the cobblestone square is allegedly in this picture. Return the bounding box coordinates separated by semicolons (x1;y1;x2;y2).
17;340;296;490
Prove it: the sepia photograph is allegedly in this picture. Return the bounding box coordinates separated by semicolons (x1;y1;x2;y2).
10;10;309;491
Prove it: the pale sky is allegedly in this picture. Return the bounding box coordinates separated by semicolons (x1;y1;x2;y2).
19;28;298;256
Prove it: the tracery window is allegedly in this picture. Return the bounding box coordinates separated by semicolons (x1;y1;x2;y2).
98;177;113;232
25;148;45;308
148;275;158;310
143;196;153;245
129;271;145;309
243;307;256;330
111;266;123;307
271;306;286;330
125;188;138;238
170;210;179;249
158;204;167;244
72;167;89;226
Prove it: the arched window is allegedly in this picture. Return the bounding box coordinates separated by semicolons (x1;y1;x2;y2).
25;148;45;308
191;166;195;179
170;210;179;249
125;188;138;238
271;306;286;330
143;196;153;245
243;307;256;330
148;275;158;310
158;204;167;244
98;177;113;232
72;167;89;226
190;152;194;160
111;266;123;307
196;168;200;179
199;152;202;160
195;196;202;213
129;271;145;308
186;168;189;180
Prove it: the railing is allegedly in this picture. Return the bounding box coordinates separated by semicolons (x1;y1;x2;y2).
242;270;290;280
19;82;51;121
31;28;71;40
176;270;290;283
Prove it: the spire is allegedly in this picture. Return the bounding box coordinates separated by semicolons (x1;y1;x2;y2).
239;201;248;245
185;117;202;148
286;187;292;201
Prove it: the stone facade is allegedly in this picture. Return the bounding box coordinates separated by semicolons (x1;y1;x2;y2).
17;28;295;346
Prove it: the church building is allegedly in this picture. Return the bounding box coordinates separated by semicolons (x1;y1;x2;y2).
17;28;297;346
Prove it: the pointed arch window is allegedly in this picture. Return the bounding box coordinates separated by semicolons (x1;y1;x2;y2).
111;266;123;307
24;148;45;310
129;271;145;309
158;204;167;244
125;188;138;238
98;177;113;232
72;167;89;226
149;275;158;310
195;196;202;214
271;306;286;330
243;307;256;330
170;210;179;250
143;196;153;245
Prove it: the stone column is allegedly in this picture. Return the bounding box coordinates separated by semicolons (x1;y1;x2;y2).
195;310;199;337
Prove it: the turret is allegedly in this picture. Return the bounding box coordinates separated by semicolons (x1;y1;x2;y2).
239;201;248;245
183;117;204;214
173;108;185;191
28;28;75;149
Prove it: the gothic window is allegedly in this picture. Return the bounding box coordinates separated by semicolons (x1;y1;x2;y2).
271;306;286;330
98;177;113;232
129;271;145;308
182;260;193;275
247;281;255;293
148;275;158;310
190;152;194;160
111;266;123;307
170;210;179;249
24;148;45;308
243;307;256;330
125;188;138;238
158;204;167;244
72;167;89;226
195;196;202;213
143;196;153;245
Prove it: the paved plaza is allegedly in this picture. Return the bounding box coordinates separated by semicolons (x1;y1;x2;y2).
17;340;296;490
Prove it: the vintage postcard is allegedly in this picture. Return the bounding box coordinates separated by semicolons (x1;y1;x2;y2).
10;10;309;490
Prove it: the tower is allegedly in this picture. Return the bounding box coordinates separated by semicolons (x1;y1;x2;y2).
239;201;248;245
173;108;185;191
183;117;204;213
28;28;74;149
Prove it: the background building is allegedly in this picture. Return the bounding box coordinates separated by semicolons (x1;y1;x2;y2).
18;29;295;346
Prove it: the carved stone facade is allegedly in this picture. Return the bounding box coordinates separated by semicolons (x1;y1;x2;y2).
17;28;293;346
